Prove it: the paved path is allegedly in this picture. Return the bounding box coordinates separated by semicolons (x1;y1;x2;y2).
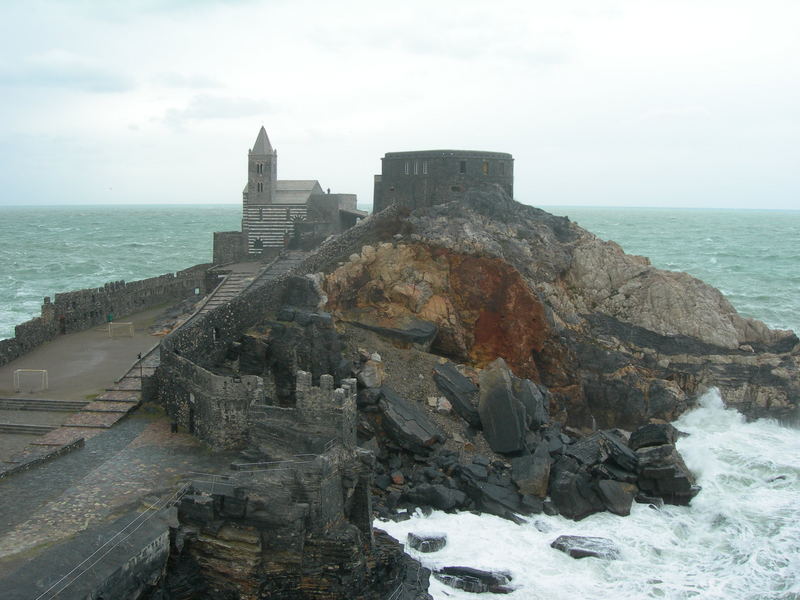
0;412;232;568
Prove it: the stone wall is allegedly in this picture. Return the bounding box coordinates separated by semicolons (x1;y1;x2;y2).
0;264;211;368
374;149;514;213
158;351;263;450
212;231;248;265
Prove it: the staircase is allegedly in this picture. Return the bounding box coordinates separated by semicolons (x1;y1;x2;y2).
0;423;56;435
0;398;88;412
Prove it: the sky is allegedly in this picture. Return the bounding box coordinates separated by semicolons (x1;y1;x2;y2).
0;0;798;210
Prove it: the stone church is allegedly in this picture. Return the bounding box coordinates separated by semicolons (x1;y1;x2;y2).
213;127;365;263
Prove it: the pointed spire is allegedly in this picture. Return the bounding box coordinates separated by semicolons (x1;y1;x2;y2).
251;126;273;154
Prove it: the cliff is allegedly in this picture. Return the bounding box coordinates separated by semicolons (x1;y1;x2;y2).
321;188;798;429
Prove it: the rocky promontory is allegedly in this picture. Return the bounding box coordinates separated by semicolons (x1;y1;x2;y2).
151;187;798;597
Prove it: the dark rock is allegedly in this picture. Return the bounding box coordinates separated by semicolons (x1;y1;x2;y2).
629;423;679;451
550;535;621;560
352;317;439;350
375;474;392;490
379;386;444;454
596;480;636;516
634;493;664;508
478;359;529;454
635;443;699;506
461;463;489;481
433;362;482;427
512;377;549;428
472;454;491;467
511;443;551;498
459;477;527;520
435;566;513;594
601;430;639;472
407;532;447;553
404;483;467;511
542;499;558;516
548;457;605;521
564;434;608;466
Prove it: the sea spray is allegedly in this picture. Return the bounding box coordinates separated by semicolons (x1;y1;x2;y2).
380;389;800;599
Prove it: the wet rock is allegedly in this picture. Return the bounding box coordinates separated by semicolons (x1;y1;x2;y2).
433;362;482;427
601;430;639;472
407;532;447;553
435;566;513;594
379;386;444;454
511;443;551;498
356;387;383;408
629;423;679;451
550;535;621;560
478;359;529;454
636;443;699;506
564;433;609;466
596;480;636;516
512;377;549;429
548;456;605;521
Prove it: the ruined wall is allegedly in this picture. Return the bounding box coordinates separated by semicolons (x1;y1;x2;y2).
212;231;248;265
157;351;263;450
0;264;211;368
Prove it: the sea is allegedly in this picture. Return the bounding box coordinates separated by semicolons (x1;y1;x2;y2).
1;204;798;599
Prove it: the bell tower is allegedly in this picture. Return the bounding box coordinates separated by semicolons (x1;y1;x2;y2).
247;126;277;205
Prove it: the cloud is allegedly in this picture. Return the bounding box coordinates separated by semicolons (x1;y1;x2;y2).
0;49;133;93
152;72;221;89
163;94;270;130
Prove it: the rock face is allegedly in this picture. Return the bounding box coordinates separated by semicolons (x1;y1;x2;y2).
323;189;799;426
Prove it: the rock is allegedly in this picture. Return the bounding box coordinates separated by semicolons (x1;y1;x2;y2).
478;359;529;454
550;535;621;560
404;483;467;511
636;443;699;506
407;532;447;553
356;359;385;388
436;397;453;414
433;362;482;427
390;471;405;486
353;316;439;351
548;457;605;521
629;423;679;451
435;567;513;594
356;387;383;408
511;443;551;498
596;480;635;516
564;433;609;466
601;430;639;473
512;377;549;428
378;386;444;454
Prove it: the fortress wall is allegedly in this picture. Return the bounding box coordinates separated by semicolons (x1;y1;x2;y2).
213;231;248;265
0;263;211;368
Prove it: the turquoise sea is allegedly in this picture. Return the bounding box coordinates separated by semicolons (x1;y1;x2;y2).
0;203;798;599
1;204;797;341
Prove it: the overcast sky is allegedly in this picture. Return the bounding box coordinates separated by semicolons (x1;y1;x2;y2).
0;0;798;209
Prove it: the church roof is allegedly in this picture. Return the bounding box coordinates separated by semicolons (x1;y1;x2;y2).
274;180;324;204
251;126;273;154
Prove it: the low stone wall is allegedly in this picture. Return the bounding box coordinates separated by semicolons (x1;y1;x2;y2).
0;263;211;368
212;230;247;265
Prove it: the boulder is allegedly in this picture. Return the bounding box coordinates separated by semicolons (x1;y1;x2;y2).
596;480;635;516
548;457;605;520
356;359;385;388
478;359;528;454
407;532;447;553
564;434;609;466
601;430;639;473
550;535;620;560
512;377;549;428
378;386;444;454
636;443;699;506
435;567;513;594
404;483;467;511
511;443;551;498
433;362;482;427
353;316;439;351
629;423;680;451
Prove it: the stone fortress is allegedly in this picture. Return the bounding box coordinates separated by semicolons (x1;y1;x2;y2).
373;149;514;213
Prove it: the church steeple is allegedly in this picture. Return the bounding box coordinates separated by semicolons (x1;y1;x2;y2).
247;126;277;207
251;126;273;155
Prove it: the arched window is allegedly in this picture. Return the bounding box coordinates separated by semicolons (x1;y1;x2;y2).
482;161;489;175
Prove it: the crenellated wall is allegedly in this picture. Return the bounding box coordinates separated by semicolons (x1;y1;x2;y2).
0;263;211;368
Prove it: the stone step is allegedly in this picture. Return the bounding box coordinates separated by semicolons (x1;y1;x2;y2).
0;398;89;411
0;423;56;435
